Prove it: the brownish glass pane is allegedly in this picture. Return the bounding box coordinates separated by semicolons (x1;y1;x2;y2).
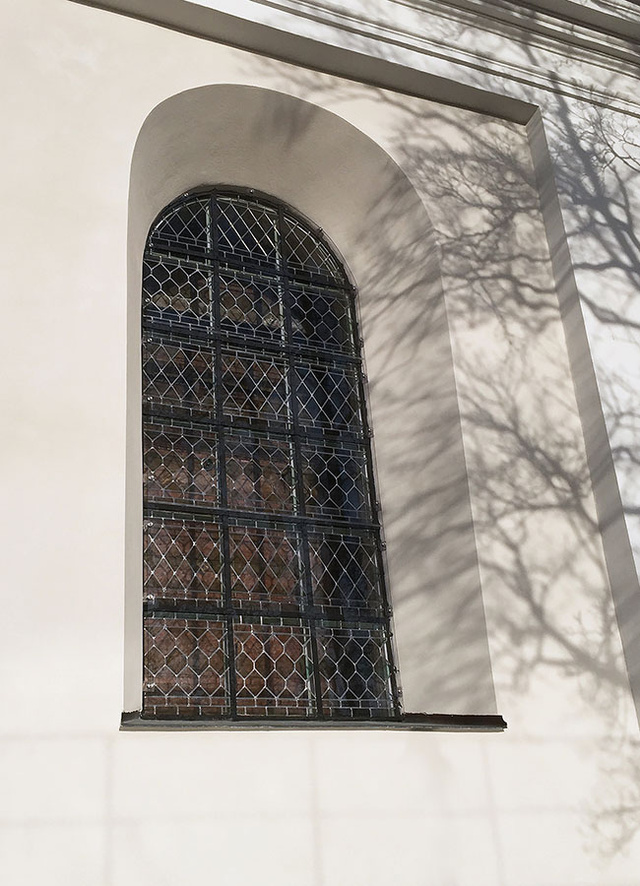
143;341;214;416
219;272;282;338
228;525;301;611
144;518;222;603
234;621;313;717
220;351;288;423
143;258;210;322
225;435;293;513
144;424;217;506
143;618;228;718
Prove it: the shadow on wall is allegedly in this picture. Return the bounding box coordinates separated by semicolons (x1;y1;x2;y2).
247;52;640;861
128;84;498;719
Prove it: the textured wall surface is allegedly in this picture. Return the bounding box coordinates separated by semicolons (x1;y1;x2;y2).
3;1;640;884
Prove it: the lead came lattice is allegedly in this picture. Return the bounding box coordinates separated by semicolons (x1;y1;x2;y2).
142;189;399;720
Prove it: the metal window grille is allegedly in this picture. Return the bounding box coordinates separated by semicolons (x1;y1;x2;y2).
141;188;400;720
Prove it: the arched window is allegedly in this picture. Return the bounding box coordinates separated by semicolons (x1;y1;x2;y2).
141;188;399;720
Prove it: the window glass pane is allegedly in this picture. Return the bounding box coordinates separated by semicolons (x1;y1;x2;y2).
229;525;302;612
301;441;371;520
144;424;217;506
143;340;214;417
217;198;279;270
221;351;288;424
283;214;345;284
234;621;315;717
317;626;394;718
142;190;397;721
225;435;294;513
143;258;211;326
308;532;383;619
144;617;228;718
149;197;210;254
144;517;223;605
290;285;353;353
219;271;283;339
295;363;362;432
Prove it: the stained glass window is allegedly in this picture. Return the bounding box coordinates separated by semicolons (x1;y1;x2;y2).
141;189;399;720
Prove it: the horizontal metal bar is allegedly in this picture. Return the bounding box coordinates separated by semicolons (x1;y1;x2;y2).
144;502;380;531
144;604;388;627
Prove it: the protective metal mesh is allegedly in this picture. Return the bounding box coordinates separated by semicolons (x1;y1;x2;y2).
142;190;398;721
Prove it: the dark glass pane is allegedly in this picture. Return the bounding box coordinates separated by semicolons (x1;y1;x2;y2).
217;198;279;270
308;532;383;618
149;198;210;254
295;363;361;432
317;626;393;718
301;441;371;520
283;214;345;284
290;285;353;353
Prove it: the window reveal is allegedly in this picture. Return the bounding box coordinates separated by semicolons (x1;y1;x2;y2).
141;189;399;720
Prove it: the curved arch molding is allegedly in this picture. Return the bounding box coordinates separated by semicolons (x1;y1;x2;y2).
125;85;497;716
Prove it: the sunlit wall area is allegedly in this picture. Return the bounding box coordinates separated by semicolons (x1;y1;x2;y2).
2;1;640;884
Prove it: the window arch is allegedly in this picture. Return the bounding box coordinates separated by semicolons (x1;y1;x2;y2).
141;188;399;720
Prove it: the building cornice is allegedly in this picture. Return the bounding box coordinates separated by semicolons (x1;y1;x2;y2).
253;0;640;75
70;0;640;119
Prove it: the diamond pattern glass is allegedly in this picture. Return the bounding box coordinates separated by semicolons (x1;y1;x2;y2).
144;518;222;604
283;215;345;283
221;351;288;424
144;424;217;506
308;532;383;618
149;198;210;254
234;621;314;717
295;364;361;432
143;258;210;325
229;525;302;611
217;198;279;270
225;435;294;513
142;190;398;721
219;271;283;339
143;617;228;718
143;340;214;417
290;285;353;353
317;626;394;717
301;441;371;520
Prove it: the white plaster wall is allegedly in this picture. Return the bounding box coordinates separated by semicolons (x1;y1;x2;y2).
124;83;496;718
2;1;640;885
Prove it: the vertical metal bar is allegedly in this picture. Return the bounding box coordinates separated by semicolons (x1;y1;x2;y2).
211;192;237;719
278;205;323;718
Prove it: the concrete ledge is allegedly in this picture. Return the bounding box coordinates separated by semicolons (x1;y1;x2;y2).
121;712;507;731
